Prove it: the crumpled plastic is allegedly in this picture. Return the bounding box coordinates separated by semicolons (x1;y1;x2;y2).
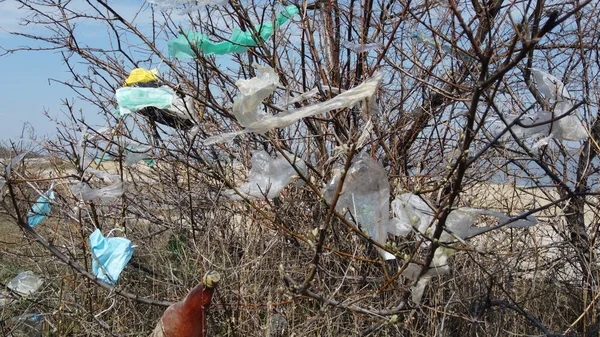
71;169;124;201
341;40;382;53
168;5;299;58
27;189;55;227
89;229;135;284
0;152;28;190
391;193;435;235
530;68;570;101
124;143;153;166
124;68;158;87
147;0;228;13
401;263;450;303
323;152;395;260
115;86;174;116
232;64;279;127
7;271;44;296
203;72;382;144
137;94;198;130
223;150;306;200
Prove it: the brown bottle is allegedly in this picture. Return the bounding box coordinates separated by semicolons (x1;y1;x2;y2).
149;271;220;337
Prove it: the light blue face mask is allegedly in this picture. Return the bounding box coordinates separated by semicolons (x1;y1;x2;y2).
27;190;55;227
89;229;135;284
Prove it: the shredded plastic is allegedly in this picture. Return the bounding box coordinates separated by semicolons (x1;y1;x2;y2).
7;271;43;296
124;68;158;87
341;40;382;53
203;72;382;144
223;150;306;200
89;229;135;284
124;144;153;166
27;189;55;227
232;65;279;127
71;170;124;201
490;111;587;145
530;68;570;101
323;152;395;260
168;5;299;58
147;0;228;13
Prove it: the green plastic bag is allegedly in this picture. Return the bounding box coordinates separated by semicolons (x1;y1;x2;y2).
168;5;299;58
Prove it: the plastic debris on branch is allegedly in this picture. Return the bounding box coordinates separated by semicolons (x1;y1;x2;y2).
124;143;153;166
233;65;278;127
323;152;396;260
0;152;28;190
27;189;55;227
71;169;124;201
7;271;44;296
124;68;158;87
168;5;299;58
203;72;382;145
147;0;228;13
341;40;382;53
116;86;174;116
490;67;587;146
223;150;306;200
89;229;135;284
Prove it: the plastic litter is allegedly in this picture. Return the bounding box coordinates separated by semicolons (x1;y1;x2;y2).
124;68;158;87
27;189;55;227
115;86;175;116
89;229;135;284
5;152;28;176
147;0;228;13
7;271;44;295
323;152;395;260
232;65;279;127
490;111;587;145
341;40;382;53
71;170;124;201
137;94;198;130
279;85;342;108
7;313;43;337
124;144;153;166
401;263;450;303
168;5;299;58
390;193;435;235
223;150;306;200
530;68;570;101
202;72;382;145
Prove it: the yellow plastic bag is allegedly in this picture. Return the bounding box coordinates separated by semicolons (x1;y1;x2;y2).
124;68;158;86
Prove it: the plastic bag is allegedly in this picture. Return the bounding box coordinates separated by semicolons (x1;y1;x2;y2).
89;229;135;284
232;65;278;127
71;170;124;201
115;86;175;116
324;152;395;260
27;189;55;227
147;0;228;13
168;5;299;58
341;40;382;53
390;193;435;235
7;271;43;295
202;72;382;144
401;263;450;303
124;144;153;166
530;68;570;101
491;111;587;145
124;68;158;86
224;150;306;200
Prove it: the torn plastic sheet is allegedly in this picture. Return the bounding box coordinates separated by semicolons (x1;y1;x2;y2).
401;263;450;303
124;68;158;87
232;65;279;127
490;110;587;145
412;30;473;61
202;72;382;145
147;0;228;13
323;152;395;260
4;152;28;176
168;5;299;58
137;94;198;130
71;169;124;201
342;40;382;53
279;85;342;108
27;189;55;227
116;86;174;116
124;144;153;166
89;229;135;284
223;150;306;200
530;68;570;101
7;271;43;296
391;193;435;235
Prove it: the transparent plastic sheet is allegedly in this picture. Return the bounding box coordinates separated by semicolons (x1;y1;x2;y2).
490;111;587;145
71;169;124;201
341;40;382;53
7;271;43;295
232;65;278;127
124;144;153;166
223;150;306;200
27;189;55;227
412;30;473;62
530;68;571;100
147;0;228;13
1;152;29;190
390;193;435;235
89;229;135;284
278;85;342;108
202;72;381;145
115;86;175;116
124;68;158;86
323;152;395;260
400;263;450;303
168;5;299;58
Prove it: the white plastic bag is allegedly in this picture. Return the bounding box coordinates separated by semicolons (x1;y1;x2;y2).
7;271;43;296
233;65;278;127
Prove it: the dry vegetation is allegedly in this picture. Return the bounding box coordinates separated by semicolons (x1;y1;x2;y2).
1;0;600;336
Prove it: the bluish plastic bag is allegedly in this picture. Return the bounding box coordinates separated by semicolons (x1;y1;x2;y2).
89;229;135;284
27;190;55;227
115;86;175;116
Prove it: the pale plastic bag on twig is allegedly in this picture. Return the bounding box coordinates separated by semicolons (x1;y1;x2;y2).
232;65;278;127
202;72;382;144
390;193;435;235
71;169;124;201
124;144;153;166
323;152;395;260
147;0;228;13
7;271;43;296
490;111;587;145
115;86;174;116
27;189;55;227
530;68;570;101
401;263;450;303
0;152;28;190
224;150;306;200
342;40;382;53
